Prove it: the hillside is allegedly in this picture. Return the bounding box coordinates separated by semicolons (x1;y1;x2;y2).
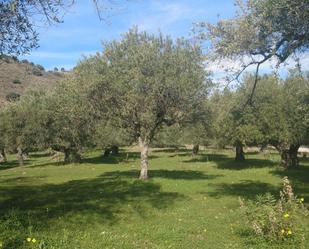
0;56;64;105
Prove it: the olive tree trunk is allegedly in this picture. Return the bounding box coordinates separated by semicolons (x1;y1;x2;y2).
0;148;7;163
138;137;149;180
235;143;245;161
103;148;111;158
64;149;81;163
17;147;24;166
111;145;119;155
280;145;299;169
192;144;199;156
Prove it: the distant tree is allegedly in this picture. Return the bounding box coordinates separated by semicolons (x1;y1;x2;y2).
210;84;263;161
4;89;51;165
36;64;45;71
60;67;65;72
0;108;8;163
43;78;96;163
196;0;309;101
252;71;309;168
54;67;59;72
178;100;212;156
77;28;210;179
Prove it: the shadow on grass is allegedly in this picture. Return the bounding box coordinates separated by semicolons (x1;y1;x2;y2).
215;158;278;170
0;176;47;184
183;153;277;170
100;169;222;180
205;180;279;200
271;165;309;184
0;159;34;171
82;151;158;165
0;174;184;227
183;153;229;163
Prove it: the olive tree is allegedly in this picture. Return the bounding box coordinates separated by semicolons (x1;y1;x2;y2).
77;28;210;179
0;108;8;163
43;78;96;163
210;82;263;161
253;71;309;168
4;89;49;165
196;0;309;100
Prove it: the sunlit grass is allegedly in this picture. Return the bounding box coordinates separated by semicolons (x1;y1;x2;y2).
0;148;308;248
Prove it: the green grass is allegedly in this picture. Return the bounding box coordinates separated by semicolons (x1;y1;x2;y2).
0;148;308;249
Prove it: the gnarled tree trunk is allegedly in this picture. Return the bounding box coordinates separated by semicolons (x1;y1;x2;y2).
138;137;149;180
0;148;7;163
192;144;199;156
235;143;245;161
17;147;24;166
280;144;299;169
103;148;111;158
111;145;119;155
64;148;81;164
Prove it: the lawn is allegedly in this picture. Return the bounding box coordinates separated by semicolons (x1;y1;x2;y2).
0;148;308;249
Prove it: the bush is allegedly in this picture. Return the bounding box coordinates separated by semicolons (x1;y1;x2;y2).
12;79;22;84
36;64;45;71
32;67;43;76
21;59;29;64
6;92;21;102
240;177;308;246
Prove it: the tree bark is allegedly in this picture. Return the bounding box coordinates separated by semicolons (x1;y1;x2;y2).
280;145;299;169
0;148;7;163
138;137;149;180
64;149;81;163
17;147;24;166
111;145;119;155
103;148;111;158
192;144;199;156
235;143;245;161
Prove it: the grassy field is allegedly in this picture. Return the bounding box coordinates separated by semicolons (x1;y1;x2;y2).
0;148;308;249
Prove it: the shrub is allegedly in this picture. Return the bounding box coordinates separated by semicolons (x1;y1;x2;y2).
6;92;21;102
21;59;29;64
36;64;45;71
12;79;22;84
32;67;43;76
240;177;308;246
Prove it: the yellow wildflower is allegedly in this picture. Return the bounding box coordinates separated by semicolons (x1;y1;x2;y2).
300;197;304;203
32;238;36;243
287;230;292;235
26;238;31;242
283;213;289;218
281;229;285;234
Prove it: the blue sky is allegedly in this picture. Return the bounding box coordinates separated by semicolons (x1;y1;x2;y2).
21;0;308;79
22;0;236;70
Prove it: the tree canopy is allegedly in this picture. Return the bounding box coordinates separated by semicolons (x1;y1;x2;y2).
76;28;210;179
195;0;309;100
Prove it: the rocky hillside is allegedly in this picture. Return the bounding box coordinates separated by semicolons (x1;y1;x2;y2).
0;56;64;105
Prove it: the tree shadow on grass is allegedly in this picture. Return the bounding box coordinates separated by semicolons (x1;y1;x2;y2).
215;158;278;170
82;151;158;165
0;175;184;228
0;159;35;171
100;169;222;180
204;180;279;200
182;153;229;163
